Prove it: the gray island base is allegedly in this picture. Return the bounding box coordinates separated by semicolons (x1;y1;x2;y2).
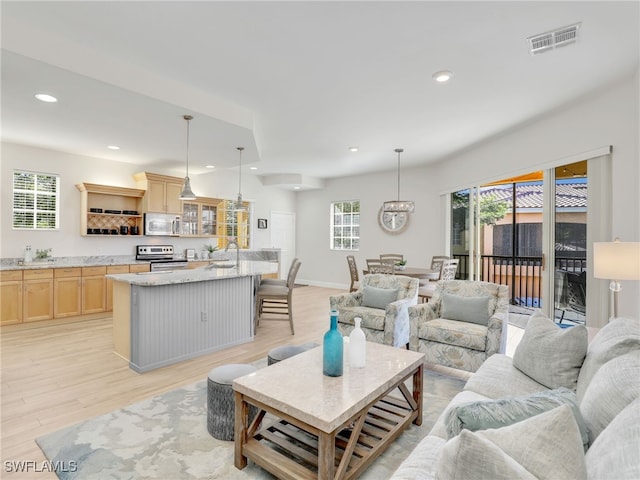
108;261;277;373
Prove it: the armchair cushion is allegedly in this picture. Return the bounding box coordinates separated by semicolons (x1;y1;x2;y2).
362;286;398;309
419;318;488;351
513;311;587;390
440;292;492;326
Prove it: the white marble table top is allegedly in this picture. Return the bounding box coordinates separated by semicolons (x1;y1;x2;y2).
106;260;277;286
233;342;424;433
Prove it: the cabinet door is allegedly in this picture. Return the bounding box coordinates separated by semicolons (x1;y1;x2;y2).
182;202;199;235
201;204;217;235
146;179;168;212
82;276;106;314
165;182;183;214
1;281;23;325
106;265;129;311
24;279;54;322
54;277;82;318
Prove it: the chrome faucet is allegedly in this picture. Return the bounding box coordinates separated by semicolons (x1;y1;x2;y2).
225;238;240;268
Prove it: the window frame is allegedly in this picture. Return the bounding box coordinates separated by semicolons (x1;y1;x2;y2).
330;200;360;251
12;170;60;230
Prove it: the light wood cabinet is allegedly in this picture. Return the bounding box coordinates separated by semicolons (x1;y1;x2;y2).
76;183;144;237
106;265;129;311
181;197;219;236
23;269;54;322
129;263;150;273
82;266;107;314
54;268;82;318
187;261;209;269
1;270;23;325
133;172;183;214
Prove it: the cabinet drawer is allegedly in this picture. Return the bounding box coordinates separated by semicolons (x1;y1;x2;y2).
55;267;82;278
0;270;22;281
107;265;129;274
129;263;150;273
23;269;54;280
82;266;107;276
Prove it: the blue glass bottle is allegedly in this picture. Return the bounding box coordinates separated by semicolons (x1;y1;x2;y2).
323;309;343;377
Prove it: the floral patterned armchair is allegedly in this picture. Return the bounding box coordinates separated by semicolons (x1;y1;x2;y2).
408;280;509;372
330;274;419;347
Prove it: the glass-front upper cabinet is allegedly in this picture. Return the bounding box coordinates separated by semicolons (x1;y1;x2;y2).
181;198;219;237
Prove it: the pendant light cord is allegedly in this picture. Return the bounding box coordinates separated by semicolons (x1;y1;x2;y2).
237;147;244;205
184;114;193;178
395;148;403;201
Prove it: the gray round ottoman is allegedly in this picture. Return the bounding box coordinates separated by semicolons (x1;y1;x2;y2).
207;364;257;441
267;342;319;365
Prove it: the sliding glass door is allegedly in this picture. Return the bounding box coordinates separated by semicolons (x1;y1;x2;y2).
450;163;588;322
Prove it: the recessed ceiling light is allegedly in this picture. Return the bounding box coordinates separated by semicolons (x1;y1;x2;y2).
107;145;120;150
205;165;215;169
432;70;453;83
35;93;58;103
293;186;301;190
249;166;258;170
349;146;359;152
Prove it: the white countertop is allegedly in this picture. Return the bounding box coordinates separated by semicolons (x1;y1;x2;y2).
106;260;278;286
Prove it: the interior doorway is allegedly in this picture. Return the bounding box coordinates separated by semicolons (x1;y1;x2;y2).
270;211;296;280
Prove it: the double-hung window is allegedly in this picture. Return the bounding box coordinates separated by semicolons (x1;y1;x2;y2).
331;200;360;250
13;170;60;230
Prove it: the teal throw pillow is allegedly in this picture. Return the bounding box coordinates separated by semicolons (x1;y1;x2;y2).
440;292;492;325
361;286;398;309
444;387;590;449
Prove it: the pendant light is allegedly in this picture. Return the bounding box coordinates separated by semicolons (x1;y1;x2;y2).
234;146;247;211
179;114;197;200
383;148;415;213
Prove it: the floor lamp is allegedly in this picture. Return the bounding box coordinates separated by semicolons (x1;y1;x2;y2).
593;239;640;320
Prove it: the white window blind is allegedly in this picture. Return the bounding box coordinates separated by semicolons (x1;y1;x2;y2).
13;170;60;230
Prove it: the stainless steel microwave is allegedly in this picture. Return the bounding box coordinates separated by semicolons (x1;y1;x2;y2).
143;213;181;236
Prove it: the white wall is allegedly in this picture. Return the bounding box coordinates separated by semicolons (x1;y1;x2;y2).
296;72;639;319
0;142;296;258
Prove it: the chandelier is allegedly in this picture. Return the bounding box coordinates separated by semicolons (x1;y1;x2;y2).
383;148;415;213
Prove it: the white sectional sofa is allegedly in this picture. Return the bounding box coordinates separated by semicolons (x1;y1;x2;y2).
390;313;640;480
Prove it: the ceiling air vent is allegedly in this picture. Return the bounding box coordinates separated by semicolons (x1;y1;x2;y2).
527;23;581;55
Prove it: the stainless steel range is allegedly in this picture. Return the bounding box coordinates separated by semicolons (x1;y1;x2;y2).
136;245;189;272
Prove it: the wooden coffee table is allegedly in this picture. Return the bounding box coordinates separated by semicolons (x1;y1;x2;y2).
233;342;425;480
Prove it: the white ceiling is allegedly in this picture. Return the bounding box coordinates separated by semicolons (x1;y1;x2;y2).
2;1;638;190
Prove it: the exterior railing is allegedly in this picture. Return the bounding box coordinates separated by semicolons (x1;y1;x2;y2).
453;254;587;307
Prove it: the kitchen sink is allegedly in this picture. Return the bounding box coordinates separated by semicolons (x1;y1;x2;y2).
205;262;236;269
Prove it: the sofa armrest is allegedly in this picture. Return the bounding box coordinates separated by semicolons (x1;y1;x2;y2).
408;303;439;350
329;292;362;309
486;311;509;356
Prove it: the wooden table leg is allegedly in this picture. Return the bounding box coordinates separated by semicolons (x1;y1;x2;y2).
234;391;248;469
318;431;336;480
413;363;423;426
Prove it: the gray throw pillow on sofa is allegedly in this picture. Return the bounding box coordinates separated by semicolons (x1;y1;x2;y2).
444;387;590;448
440;292;492;325
361;286;398;309
513;311;587;390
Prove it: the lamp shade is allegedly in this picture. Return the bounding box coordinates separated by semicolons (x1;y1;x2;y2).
594;241;640;280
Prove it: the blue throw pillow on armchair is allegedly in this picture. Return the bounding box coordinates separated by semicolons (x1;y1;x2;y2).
362;286;398;309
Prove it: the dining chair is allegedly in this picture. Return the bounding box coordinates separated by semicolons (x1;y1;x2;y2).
418;258;459;302
380;253;404;264
346;255;360;292
366;258;394;274
255;259;302;335
430;255;449;272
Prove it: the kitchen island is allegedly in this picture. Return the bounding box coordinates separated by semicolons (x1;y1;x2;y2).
108;260;277;373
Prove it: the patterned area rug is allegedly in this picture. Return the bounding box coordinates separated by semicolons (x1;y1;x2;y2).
36;359;466;480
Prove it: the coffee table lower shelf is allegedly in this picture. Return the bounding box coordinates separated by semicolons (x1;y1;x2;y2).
241;393;418;480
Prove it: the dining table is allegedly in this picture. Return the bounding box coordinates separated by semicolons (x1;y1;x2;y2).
363;266;439;280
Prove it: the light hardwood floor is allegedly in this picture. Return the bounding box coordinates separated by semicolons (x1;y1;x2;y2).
0;285;523;479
